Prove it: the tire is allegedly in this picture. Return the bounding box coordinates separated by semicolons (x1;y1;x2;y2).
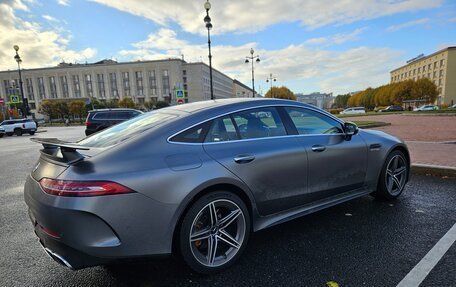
372;150;408;201
29;131;35;135
0;134;3;138
179;191;251;274
14;129;22;136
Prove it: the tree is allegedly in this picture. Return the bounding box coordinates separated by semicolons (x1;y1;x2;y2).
118;97;135;108
69;100;87;124
412;78;438;103
333;94;351;108
265;86;296;100
38;100;56;122
155;101;170;109
54;101;70;120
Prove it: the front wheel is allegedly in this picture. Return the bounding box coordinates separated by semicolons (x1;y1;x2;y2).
14;129;22;136
179;191;250;274
372;150;408;200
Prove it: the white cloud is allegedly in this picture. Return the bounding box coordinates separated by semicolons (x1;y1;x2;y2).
386;18;430;32
91;0;442;35
42;14;58;22
305;27;367;46
0;0;96;70
57;0;70;6
116;28;401;95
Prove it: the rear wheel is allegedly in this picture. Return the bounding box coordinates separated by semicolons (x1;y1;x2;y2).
179;191;250;274
0;134;3;138
29;131;35;135
14;129;22;136
372;150;408;200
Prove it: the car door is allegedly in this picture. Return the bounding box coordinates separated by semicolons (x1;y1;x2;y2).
203;107;309;216
282;107;368;200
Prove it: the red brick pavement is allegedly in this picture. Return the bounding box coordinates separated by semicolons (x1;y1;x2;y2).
344;114;456;167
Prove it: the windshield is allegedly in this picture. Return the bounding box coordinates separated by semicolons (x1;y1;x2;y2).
78;111;177;147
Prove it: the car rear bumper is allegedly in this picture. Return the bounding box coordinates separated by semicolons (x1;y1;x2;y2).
24;175;177;269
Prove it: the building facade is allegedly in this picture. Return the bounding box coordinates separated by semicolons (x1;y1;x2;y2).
0;59;247;118
295;92;334;110
233;79;255;98
390;46;456;105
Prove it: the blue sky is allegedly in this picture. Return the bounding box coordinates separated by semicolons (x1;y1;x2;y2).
1;0;455;95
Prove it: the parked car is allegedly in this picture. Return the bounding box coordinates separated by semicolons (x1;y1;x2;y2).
413;105;439;112
0;126;5;138
0;119;37;136
448;104;456;109
340;107;366;115
26;99;410;274
85;108;143;136
379;105;404;112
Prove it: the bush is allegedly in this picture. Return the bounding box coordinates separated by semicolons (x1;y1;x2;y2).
328;108;344;114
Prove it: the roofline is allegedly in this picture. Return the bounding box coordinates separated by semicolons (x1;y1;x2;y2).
0;58;187;74
390;46;456;73
233;79;254;92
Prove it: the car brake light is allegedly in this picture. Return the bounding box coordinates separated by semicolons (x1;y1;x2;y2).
39;178;134;197
85;121;90;127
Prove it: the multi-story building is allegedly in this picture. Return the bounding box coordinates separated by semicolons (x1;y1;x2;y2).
390;46;456;105
233;79;255;98
0;58;252;118
296;92;334;110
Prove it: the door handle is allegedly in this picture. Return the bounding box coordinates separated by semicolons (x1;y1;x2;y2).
234;155;256;164
311;145;326;152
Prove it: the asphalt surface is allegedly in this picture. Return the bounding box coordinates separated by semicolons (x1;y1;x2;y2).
0;127;455;287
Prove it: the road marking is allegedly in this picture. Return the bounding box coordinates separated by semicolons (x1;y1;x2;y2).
396;223;456;287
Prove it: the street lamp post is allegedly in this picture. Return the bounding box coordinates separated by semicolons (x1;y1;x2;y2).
204;0;214;100
266;73;276;97
13;45;27;118
245;48;260;98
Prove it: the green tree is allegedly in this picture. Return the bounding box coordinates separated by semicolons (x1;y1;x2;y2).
412;78;438;103
265;86;296;100
333;94;351;108
69;100;88;124
54;101;70;120
38;100;56;122
118;97;136;108
144;100;157;111
155;101;170;109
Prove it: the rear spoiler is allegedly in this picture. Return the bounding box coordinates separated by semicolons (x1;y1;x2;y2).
31;138;89;165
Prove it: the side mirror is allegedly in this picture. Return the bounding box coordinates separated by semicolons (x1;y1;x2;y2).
343;122;358;140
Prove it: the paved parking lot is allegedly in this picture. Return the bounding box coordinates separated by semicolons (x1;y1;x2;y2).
344;114;456;168
0;127;455;286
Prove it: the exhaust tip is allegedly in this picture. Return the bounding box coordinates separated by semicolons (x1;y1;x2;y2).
43;247;74;269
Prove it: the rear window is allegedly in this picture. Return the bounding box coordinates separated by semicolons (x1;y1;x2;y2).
78;111;177;147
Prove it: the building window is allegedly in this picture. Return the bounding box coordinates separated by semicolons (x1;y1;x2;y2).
423;65;426;72
427;73;431;79
38;77;46;99
438;78;442;86
85;74;93;98
417;67;421;74
109;73;118;99
60;76;69;98
439;70;443;77
25;78;34;100
122;72;130;97
433;71;437;78
428;64;431;70
149;70;157;95
72;75;81;98
162;69;170;97
434;62;437;69
408;71;411;77
183;70;186;76
440;59;445;67
135;71;144;96
96;74;106;98
413;69;416;75
49;76;57;98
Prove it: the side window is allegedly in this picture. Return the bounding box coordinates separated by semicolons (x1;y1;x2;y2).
284;107;343;135
205;116;239;142
170;122;210;143
93;113;110;120
232;107;286;139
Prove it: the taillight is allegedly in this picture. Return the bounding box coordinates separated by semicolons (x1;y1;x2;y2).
39;178;134;197
85;121;90;127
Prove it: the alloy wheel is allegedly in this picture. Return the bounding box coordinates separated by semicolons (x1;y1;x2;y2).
385;154;407;196
189;199;246;267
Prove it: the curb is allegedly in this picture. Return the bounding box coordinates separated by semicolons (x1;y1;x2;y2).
411;164;456;178
359;122;391;129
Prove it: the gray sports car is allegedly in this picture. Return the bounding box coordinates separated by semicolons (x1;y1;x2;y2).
24;98;410;274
